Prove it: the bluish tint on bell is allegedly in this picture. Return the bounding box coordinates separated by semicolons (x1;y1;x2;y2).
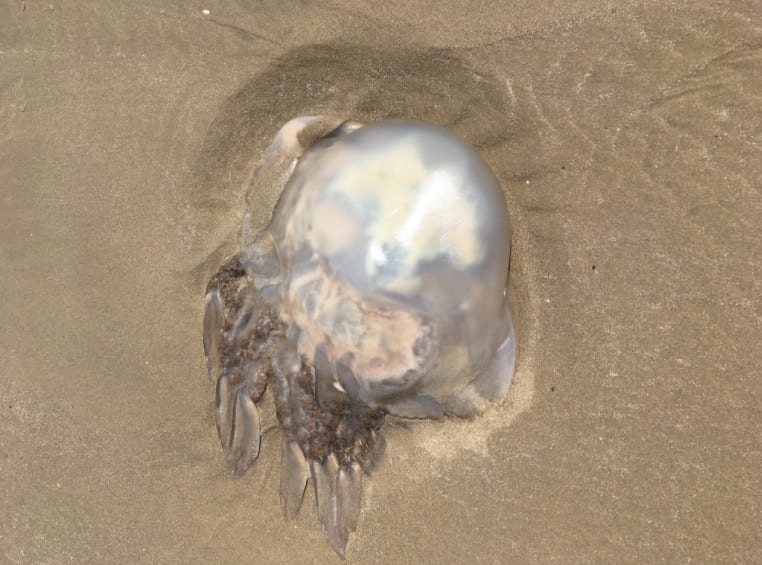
256;119;515;418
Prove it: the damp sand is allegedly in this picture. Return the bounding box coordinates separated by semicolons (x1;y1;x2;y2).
1;2;760;563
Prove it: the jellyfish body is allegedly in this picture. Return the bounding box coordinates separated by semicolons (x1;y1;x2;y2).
203;117;516;557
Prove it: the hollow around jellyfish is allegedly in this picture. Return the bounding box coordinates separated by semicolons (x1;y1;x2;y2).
202;116;516;557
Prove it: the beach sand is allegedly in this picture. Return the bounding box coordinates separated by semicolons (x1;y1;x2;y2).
1;1;759;563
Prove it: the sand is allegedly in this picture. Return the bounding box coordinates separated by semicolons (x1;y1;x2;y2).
1;1;760;563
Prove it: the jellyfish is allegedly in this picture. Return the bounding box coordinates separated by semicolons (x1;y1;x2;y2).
203;116;516;556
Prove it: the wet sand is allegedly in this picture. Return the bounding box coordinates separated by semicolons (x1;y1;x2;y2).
1;2;760;563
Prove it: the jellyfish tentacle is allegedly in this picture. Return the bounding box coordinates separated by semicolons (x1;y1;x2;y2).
336;462;362;535
225;373;267;475
202;289;224;384
226;384;261;475
215;362;269;475
272;334;312;518
280;438;309;520
214;371;234;450
308;455;363;558
310;454;349;558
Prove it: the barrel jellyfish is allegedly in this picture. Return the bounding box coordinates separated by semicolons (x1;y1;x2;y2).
202;116;516;557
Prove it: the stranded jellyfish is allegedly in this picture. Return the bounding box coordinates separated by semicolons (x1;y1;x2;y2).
203;117;516;556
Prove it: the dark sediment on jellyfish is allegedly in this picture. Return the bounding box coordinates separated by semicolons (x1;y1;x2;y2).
206;255;274;401
273;358;386;470
209;254;386;472
205;255;247;308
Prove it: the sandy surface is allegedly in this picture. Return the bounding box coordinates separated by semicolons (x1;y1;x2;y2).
1;1;760;563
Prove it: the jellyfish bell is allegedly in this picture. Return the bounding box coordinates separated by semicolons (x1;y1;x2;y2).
243;119;515;418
